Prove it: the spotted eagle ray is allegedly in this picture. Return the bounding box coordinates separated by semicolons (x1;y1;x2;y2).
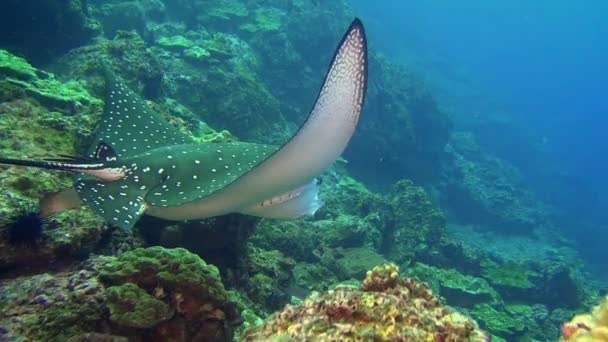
0;19;368;230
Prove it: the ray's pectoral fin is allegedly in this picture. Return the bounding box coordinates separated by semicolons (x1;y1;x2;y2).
75;176;148;231
74;141;147;230
222;18;368;217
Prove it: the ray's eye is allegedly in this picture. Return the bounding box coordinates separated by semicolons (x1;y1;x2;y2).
161;175;169;183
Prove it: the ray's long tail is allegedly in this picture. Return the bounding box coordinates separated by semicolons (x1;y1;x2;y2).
0;157;106;172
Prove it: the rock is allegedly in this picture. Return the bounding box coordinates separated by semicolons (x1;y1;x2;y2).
0;265;106;341
95;1;150;38
0;49;107;270
106;283;174;328
157;35;194;51
409;263;501;308
0;0;101;64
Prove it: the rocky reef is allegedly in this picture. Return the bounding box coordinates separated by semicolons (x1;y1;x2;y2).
441;131;551;234
0;0;100;65
0;246;245;341
243;263;488;341
0;49;107;269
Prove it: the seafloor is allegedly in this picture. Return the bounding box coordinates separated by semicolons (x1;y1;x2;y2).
0;1;605;341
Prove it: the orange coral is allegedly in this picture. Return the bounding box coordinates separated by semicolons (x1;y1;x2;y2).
562;295;608;341
243;263;489;341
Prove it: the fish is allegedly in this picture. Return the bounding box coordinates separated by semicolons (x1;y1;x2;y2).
0;19;368;230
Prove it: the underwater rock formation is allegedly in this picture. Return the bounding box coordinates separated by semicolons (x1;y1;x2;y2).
99;247;242;340
0;246;243;341
441;131;550;233
151;27;290;143
384;179;446;262
0;50;107;269
53;31;164;99
243;263;489;341
93;0;153;39
0;0;101;65
347;55;452;187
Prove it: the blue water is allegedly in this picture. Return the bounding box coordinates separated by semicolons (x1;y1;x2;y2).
351;0;608;223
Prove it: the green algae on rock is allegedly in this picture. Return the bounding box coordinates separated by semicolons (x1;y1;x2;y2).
0;247;246;341
0;266;107;341
106;283;174;329
442;132;550;233
409;263;501;308
386;179;446;262
99;247;243;341
53;31;163;99
0;49;107;269
470;303;526;339
240;7;285;33
0;49;101;112
157;35;195;51
100;246;228;303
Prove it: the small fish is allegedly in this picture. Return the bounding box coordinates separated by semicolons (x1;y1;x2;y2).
0;19;368;230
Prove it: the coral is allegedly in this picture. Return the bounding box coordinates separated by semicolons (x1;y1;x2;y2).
250;219;320;262
184;46;211;64
243;263;488;341
207;0;249;21
362;263;400;292
505;303;549;336
99;247;228;305
0;49;39;79
561;296;608;341
292;262;337;293
155;29;289;142
481;260;536;290
203;32;238;59
537;263;584;309
317;213;379;248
